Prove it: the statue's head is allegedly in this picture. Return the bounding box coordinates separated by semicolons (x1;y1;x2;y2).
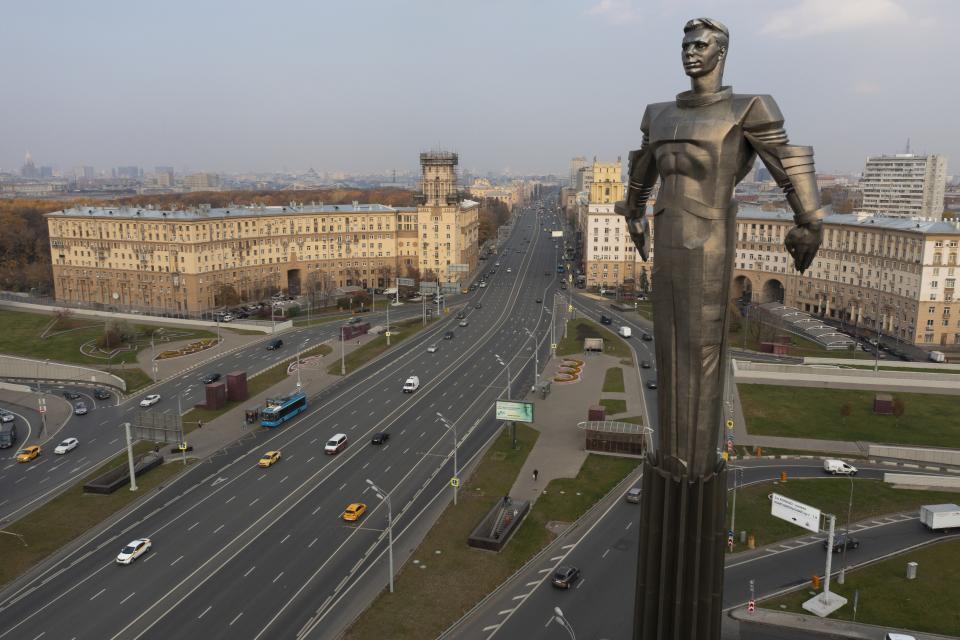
682;17;729;80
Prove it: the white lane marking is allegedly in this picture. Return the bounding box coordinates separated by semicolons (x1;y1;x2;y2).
280;534;290;544
525;581;539;587
625;521;633;530
198;605;212;619
89;588;106;601
249;498;259;506
171;555;184;566
243;566;255;578
230;612;243;626
120;592;136;605
213;525;225;534
402;448;410;455
187;522;199;531
308;538;318;548
549;556;564;561
512;594;526;601
602;549;610;559
384;466;392;474
497;608;516;616
225;496;236;504
272;571;284;584
483;625;501;632
312;504;323;516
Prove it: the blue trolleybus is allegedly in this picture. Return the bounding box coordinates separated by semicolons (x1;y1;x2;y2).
260;391;307;427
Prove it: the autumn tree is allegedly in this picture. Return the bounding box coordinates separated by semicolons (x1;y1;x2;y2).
892;398;906;426
839;403;851;426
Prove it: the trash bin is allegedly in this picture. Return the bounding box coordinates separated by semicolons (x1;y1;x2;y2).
907;561;918;580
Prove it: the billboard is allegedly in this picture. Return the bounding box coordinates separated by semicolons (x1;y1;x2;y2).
770;493;821;533
397;277;415;287
448;263;469;273
551;230;564;238
420;281;438;293
496;400;534;423
441;282;461;294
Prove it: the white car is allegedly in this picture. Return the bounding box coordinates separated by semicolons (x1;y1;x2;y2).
54;437;79;454
116;538;152;564
139;394;161;408
427;344;439;353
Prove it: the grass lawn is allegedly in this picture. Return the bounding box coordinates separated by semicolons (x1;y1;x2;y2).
739;384;960;447
109;367;154;393
726;478;960;550
636;300;653;320
327;317;435;375
731;444;866;459
602;367;624;392
182;343;332;430
0;442;191;588
620;415;646;425
599;398;627;415
0;309;214;367
345;433;638;640
836;363;960;374
762;538;960;636
727;323;830;357
557;318;633;363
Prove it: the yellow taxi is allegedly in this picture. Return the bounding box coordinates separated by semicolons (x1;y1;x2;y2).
16;445;41;463
258;450;281;468
341;503;367;522
460;288;470;294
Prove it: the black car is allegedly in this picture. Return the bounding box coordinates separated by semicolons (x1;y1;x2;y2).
552;565;581;589
641;333;653;341
456;311;466;320
444;331;454;340
545;271;551;276
600;315;612;325
93;388;111;400
201;373;222;384
646;380;658;390
266;339;283;350
371;432;390;445
641;361;651;369
824;534;860;553
62;391;81;400
535;298;542;304
475;302;482;309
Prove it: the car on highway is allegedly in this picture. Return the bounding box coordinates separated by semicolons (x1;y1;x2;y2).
641;361;651;369
646;380;658;390
479;282;487;288
625;487;642;503
16;445;41;462
506;268;512;273
403;376;420;393
475;302;482;309
139;394;161;408
54;437;79;454
341;503;367;522
258;450;282;467
551;565;581;589
535;298;542;304
545;271;551;276
73;402;88;416
347;317;363;325
266;339;283;350
444;331;454;340
459;319;469;327
427;344;439;353
221;313;234;322
94;388;111;400
825;534;860;553
456;311;466;319
0;411;14;423
371;432;390;445
325;433;348;454
641;333;653;341
600;315;612;325
116;538;152;565
62;390;81;400
200;372;222;384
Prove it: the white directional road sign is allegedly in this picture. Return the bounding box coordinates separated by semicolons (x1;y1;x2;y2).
397;277;415;287
770;493;821;533
551;230;563;238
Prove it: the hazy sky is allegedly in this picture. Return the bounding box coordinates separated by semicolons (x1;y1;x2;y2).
1;0;955;176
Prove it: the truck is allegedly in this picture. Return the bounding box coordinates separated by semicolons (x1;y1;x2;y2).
928;350;946;363
823;459;858;475
618;326;632;338
919;503;960;532
0;422;16;449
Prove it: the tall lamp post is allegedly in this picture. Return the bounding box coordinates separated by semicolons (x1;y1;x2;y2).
340;326;346;375
365;478;394;593
552;606;577;640
524;327;539;391
494;354;516;449
436;412;459;506
839;474;855;584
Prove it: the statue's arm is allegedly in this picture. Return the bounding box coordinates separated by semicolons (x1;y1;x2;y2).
743;95;825;273
616;106;658;261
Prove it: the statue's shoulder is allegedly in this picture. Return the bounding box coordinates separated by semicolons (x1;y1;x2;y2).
732;93;784;129
641;101;674;130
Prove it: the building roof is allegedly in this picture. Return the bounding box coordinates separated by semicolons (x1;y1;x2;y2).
736;205;960;235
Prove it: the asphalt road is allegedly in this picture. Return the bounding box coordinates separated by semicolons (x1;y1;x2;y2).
0;199;568;639
453;457;955;640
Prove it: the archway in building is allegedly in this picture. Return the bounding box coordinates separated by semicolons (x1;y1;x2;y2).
761;278;784;304
732;275;753;303
287;269;302;296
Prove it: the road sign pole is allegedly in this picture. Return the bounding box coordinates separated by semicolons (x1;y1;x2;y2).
822;514;836;603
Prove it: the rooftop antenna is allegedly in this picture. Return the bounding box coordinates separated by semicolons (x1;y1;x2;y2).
905;138;911;154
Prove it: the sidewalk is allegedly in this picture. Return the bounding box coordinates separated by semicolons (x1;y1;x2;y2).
182;329;380;459
508;351;644;503
730;605;957;640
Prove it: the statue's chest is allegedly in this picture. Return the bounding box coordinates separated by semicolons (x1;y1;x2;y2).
650;103;741;150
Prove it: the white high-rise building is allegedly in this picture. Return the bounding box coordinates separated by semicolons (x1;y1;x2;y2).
860;153;947;219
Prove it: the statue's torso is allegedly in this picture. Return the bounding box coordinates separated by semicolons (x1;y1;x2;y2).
647;93;761;216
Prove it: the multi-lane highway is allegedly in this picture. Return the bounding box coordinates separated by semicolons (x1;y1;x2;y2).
0;200;568;639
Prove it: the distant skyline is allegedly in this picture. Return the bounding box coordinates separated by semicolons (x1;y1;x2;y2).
1;0;955;176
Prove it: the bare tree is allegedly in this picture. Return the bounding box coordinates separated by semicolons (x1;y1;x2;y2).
840;403;851;426
892;398;905;427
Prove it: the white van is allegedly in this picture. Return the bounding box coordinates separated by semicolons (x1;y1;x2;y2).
618;326;632;338
823;459;858;475
929;350;946;363
403;376;420;393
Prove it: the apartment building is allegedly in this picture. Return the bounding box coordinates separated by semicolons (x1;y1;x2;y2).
860;153;947;219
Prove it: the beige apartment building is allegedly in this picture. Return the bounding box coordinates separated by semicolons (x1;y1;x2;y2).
47;153;479;314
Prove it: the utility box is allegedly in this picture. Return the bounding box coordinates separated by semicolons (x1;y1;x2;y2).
588;405;606;421
226;371;248;402
204;382;227;410
873;393;894;415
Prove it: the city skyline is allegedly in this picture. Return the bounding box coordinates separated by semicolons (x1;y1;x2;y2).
1;0;955;176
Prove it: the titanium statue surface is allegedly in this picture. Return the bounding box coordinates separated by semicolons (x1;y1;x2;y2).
617;17;824;478
616;18;825;638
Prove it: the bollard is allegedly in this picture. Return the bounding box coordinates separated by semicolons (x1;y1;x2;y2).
740;530;747;544
756;446;762;456
812;574;821;590
747;534;755;550
780;471;787;483
907;561;918;580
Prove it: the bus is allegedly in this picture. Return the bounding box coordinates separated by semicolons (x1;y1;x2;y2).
260;391;307;427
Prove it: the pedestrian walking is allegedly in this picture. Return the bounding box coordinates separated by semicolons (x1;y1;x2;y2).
197;419;203;429
532;468;539;482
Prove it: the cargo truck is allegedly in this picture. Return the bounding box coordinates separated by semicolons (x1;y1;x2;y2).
919;503;960;532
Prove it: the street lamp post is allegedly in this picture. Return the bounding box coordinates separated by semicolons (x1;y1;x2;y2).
340;326;346;376
552;606;577;640
494;354;516;449
436;412;459;506
839;474;855;584
365;478;394;593
524;327;538;391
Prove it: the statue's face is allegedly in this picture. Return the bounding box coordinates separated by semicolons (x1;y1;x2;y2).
681;28;725;78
